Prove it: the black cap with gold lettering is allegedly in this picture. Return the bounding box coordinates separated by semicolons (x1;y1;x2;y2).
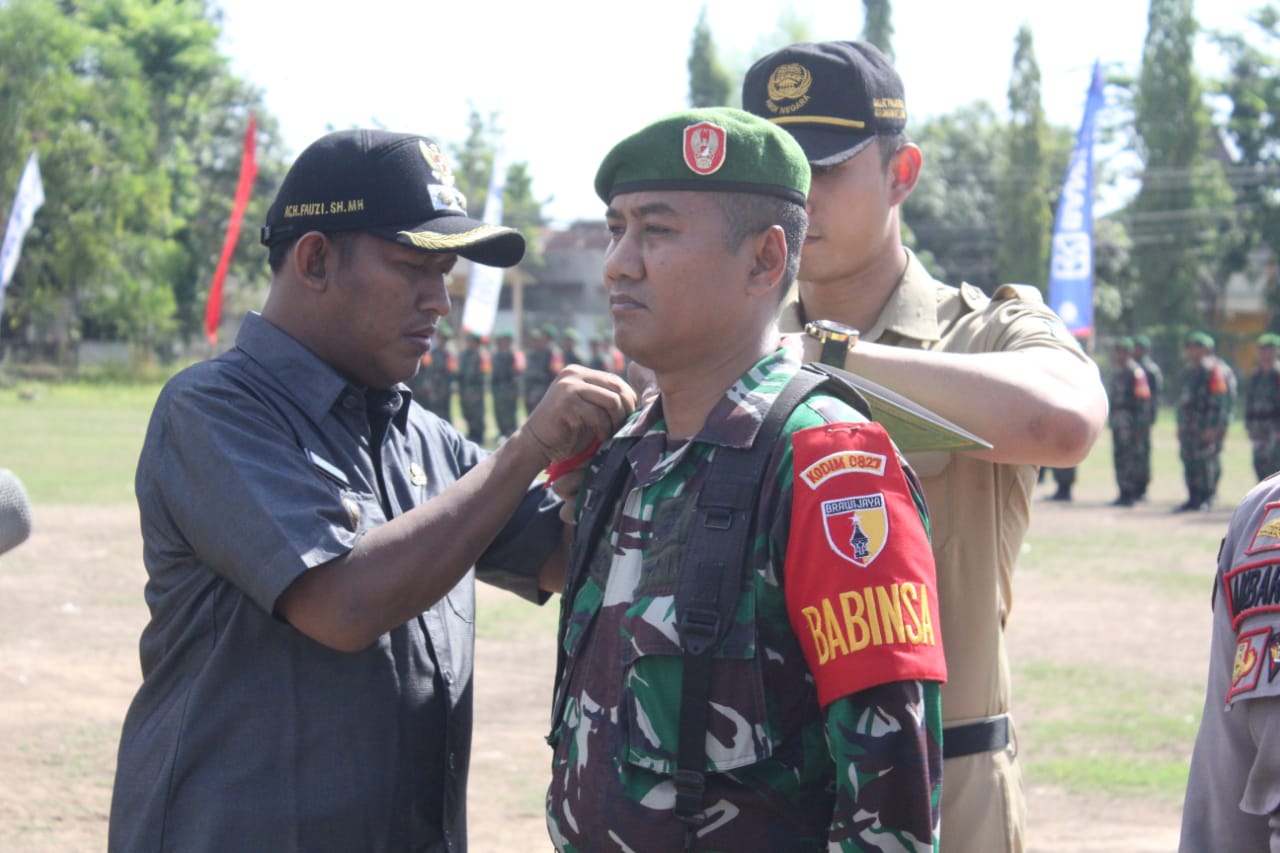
742;41;907;167
261;129;525;268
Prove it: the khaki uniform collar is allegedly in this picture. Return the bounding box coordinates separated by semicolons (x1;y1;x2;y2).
782;249;943;345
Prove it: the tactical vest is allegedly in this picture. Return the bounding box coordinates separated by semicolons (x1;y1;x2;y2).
551;363;873;849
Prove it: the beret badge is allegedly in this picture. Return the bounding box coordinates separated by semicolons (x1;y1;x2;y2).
683;121;726;175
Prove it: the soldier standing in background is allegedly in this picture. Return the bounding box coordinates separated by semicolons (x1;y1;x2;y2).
559;327;584;367
1245;332;1280;481
491;330;524;440
586;335;608;372
1176;331;1234;512
458;331;491;444
412;321;457;422
1132;333;1162;501
524;324;563;412
1108;337;1153;506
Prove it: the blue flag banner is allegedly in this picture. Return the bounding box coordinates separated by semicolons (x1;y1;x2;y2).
1048;61;1105;336
0;152;45;321
460;153;507;338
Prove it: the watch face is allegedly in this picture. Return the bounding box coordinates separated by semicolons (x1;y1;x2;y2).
813;320;858;337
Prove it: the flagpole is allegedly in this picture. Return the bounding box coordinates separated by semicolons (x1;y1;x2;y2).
204;114;258;348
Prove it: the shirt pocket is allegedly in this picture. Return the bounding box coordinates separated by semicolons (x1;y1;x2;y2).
619;585;773;775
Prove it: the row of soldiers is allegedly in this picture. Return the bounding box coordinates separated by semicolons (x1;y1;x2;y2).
407;322;625;444
1104;330;1280;512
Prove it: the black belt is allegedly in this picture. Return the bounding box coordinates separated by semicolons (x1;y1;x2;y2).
943;716;1010;759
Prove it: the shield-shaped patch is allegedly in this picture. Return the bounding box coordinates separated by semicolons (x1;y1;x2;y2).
820;493;888;567
683;121;726;175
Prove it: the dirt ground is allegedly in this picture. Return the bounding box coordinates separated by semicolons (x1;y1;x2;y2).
0;479;1218;852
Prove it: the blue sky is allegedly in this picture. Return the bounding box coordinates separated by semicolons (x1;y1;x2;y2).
215;0;1268;224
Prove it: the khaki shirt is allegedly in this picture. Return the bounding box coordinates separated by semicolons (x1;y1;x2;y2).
780;250;1090;724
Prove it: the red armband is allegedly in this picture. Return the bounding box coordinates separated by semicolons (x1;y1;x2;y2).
784;422;946;706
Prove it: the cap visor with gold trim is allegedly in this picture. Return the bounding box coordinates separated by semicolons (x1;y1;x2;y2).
261;129;525;268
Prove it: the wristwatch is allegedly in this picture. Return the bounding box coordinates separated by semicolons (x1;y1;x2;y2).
804;319;860;367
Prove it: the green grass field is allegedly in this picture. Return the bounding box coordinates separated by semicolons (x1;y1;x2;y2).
0;382;1248;814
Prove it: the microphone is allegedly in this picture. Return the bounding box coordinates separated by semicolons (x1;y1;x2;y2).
0;469;33;556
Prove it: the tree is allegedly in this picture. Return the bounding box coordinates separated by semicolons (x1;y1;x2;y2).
861;0;894;60
1129;0;1230;327
450;107;548;266
1210;4;1280;321
0;0;285;358
687;5;732;108
902;102;1004;288
996;24;1052;292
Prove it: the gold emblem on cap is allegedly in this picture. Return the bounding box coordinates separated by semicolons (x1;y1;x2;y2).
766;63;813;115
419;140;457;186
410;463;428;487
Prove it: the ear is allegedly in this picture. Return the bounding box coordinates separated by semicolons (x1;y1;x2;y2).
745;224;788;298
292;231;332;292
888;143;922;205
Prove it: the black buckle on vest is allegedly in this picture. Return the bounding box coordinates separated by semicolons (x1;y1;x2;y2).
677;607;720;656
673;769;707;824
702;506;733;530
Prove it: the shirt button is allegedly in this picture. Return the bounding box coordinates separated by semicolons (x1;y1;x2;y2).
443;670;454;685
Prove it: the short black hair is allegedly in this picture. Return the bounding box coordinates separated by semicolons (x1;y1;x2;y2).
267;231;362;274
711;192;808;292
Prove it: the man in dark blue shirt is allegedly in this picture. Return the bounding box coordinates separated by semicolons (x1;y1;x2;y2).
108;129;634;853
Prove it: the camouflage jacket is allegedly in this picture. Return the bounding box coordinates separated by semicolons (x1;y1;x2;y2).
458;348;490;393
1108;357;1152;433
546;347;944;852
1245;365;1280;442
1178;356;1234;438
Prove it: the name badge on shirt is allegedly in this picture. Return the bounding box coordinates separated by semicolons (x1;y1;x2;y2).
307;449;350;488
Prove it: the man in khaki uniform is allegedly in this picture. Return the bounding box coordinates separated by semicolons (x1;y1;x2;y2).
744;42;1108;852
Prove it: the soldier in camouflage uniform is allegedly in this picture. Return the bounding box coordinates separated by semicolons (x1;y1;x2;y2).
1132;333;1162;500
491;330;524;439
1177;331;1235;511
524;325;563;413
547;108;944;852
410;322;457;422
1108;337;1153;506
1245;333;1280;481
559;327;584;367
458;331;490;444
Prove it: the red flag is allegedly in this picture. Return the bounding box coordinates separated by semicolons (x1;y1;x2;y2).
205;114;258;344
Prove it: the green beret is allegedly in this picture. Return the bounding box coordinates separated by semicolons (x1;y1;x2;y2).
1187;331;1214;348
1115;336;1134;351
1259;333;1280;349
562;328;581;342
495;329;513;340
542;323;559;338
595;107;810;205
1133;333;1151;348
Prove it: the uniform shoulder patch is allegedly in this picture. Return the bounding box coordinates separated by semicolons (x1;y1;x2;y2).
1228;627;1272;704
1245;501;1280;556
784;421;946;707
1223;558;1280;629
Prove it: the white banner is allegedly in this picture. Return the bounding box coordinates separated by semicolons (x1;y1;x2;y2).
0;152;46;319
460;152;507;338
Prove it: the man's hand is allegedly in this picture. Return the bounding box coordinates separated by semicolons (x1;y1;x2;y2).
549;468;587;524
514;366;637;468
